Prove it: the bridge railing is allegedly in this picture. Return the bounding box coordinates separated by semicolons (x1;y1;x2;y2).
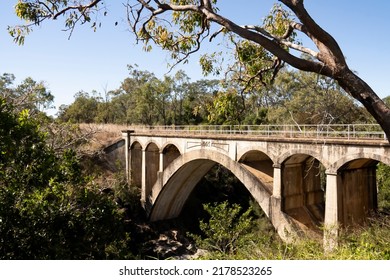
131;124;387;140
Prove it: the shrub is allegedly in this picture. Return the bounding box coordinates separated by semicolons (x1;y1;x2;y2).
0;98;133;259
190;201;254;255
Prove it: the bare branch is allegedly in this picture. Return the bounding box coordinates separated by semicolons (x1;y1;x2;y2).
167;20;210;72
279;0;346;66
52;0;102;20
37;1;54;16
243;24;319;59
210;26;224;41
197;6;332;76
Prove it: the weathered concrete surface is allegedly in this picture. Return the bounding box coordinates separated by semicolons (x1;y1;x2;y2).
147;149;272;222
101;138;126;172
122;131;390;241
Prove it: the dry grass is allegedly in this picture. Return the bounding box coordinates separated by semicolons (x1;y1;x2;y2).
79;123;131;152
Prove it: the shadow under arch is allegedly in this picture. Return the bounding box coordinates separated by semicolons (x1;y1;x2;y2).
331;152;390;172
327;152;390;227
238;149;274;194
130;141;143;188
335;156;381;227
162;143;181;170
147;149;273;223
281;153;326;234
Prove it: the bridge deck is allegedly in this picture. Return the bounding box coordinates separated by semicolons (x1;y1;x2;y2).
128;130;389;147
124;124;388;146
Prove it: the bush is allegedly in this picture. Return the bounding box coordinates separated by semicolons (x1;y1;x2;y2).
0;98;133;259
190;201;255;255
376;163;390;212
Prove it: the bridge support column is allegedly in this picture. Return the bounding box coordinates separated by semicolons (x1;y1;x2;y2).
141;149;147;205
121;130;133;182
159;151;164;172
270;164;285;238
324;171;341;250
273;164;282;198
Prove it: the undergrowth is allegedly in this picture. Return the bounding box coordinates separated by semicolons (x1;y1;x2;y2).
191;202;390;260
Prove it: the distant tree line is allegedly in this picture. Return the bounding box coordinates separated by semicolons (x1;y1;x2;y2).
57;65;375;126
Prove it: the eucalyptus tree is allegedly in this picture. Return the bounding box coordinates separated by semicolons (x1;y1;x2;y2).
58;90;99;123
182;78;220;124
10;0;390;139
0;73;54;115
267;70;370;125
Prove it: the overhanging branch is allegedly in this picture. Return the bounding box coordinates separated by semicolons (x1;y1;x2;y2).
52;0;102;20
243;24;319;59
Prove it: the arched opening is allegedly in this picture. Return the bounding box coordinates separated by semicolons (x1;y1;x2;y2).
130;141;142;188
281;154;325;233
163;144;181;170
238;150;274;194
338;158;378;227
145;142;160;198
179;164;265;233
149;150;273;223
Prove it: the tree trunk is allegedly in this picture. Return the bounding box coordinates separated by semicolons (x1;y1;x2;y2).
336;68;390;140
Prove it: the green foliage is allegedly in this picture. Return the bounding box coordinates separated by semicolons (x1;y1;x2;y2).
57;66;219;125
0;97;132;259
263;4;295;40
280;217;390;260
207;89;244;125
10;0;105;44
0;73;54;116
199;52;222;76
190;199;390;260
267;70;369;124
383;96;390;107
54;64;373;127
376;163;390;212
190;201;254;255
58;91;99;123
236;41;274;79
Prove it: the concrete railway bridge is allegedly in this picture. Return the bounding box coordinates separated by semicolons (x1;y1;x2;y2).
120;124;390;241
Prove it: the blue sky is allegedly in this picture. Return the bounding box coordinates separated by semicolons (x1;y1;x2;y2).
1;1;390;115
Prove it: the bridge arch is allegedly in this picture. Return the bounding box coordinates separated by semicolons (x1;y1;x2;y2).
147;149;272;222
144;140;161;152
162;143;181;170
237;146;277;164
161;141;183;154
336;157;378;227
130;140;143;150
331;152;390;172
329;153;390;228
238;150;274;194
277;149;329;169
130;137;147;150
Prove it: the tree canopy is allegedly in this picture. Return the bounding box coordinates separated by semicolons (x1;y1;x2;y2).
55;65;370;127
9;0;390;139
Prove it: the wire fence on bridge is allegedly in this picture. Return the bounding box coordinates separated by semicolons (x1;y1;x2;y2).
130;124;387;140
